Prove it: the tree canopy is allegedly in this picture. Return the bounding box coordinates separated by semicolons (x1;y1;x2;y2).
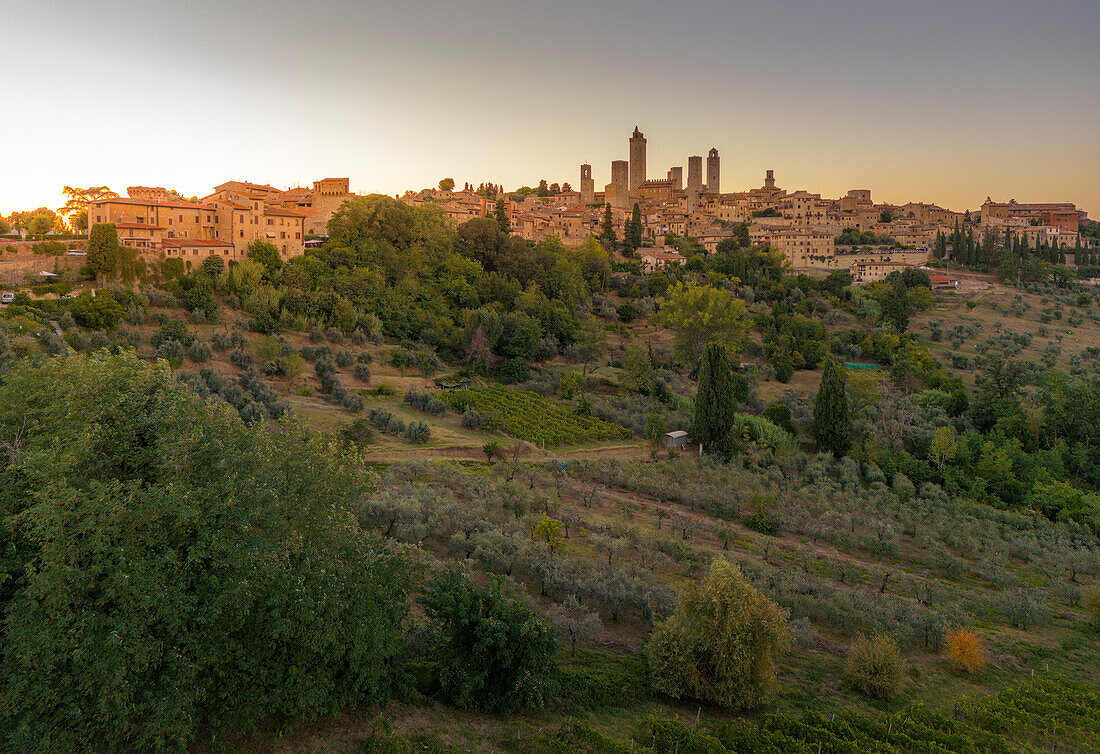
0;352;412;750
655;281;749;360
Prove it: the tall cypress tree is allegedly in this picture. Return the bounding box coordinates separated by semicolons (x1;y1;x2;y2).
811;357;851;457
690;343;737;457
494;199;509;233
87;222;120;277
624;203;643;254
599;203;617;252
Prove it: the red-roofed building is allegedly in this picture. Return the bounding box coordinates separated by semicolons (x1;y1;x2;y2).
88;183;305;262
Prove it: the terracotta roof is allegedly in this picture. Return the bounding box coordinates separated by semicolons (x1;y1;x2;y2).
96;197;212;210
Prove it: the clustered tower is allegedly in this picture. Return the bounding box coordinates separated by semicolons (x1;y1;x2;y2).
706;148;720;194
628;126;647;193
582;127;722;209
580;163;594;205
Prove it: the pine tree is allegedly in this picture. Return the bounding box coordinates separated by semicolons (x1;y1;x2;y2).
812;357;851;457
690;343;737;457
599;203;617;252
494;199;509;233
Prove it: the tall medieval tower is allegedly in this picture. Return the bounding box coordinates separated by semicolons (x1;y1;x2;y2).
628;126;646;194
580;164;594;205
706;148;720;194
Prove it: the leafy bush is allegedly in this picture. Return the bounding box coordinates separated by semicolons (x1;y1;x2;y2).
944;628;986;674
187;340;212;363
422;568;557;713
353;363;371;383
229;348;252;369
844;634;904;699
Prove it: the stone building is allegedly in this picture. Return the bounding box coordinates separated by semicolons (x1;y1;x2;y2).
706;148;720;194
580;164;595;205
629;126;647;193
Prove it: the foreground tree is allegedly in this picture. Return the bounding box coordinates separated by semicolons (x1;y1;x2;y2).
423;568;557;713
691;343;737;457
812;357;851;456
0;352;412;751
646;559;789;709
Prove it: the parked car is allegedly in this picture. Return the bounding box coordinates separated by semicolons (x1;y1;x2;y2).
1;292;15;305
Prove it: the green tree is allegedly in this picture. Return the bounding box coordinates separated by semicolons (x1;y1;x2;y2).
646;559;790;710
620;343;655;394
577;316;607;375
811;357;851;456
423;568;557;713
68;290;125;330
655;281;750;361
201;253;225;277
0;352;412;751
691;343;737;457
86;222;119;276
533;515;565;553
624;202;643;254
880;276;911;331
438;177;455;192
599;203;617;251
247;239;284;274
327;194;416;249
495;198;510;233
549;595;602;657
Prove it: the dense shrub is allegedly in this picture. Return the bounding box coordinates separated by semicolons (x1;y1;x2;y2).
422;568;557;713
844;634;904;699
646;559;789;710
944;628;986;674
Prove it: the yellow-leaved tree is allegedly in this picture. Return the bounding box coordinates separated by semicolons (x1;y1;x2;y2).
645;558;790;709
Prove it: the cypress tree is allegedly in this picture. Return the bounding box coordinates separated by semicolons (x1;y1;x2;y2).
811;357;851;457
87;223;120;277
599;203;617;252
494;199;509;233
690;343;737;458
624;203;643;254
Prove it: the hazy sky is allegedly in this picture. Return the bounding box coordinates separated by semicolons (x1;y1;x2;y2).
3;0;1098;216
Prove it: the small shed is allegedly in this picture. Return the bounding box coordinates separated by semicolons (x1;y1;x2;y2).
663;430;691;448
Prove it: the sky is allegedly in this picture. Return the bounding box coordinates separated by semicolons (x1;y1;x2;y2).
2;0;1098;217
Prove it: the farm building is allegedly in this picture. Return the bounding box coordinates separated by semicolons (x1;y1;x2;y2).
663;430;691;448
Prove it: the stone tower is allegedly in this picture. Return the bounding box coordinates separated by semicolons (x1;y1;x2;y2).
706;148;720;194
687;155;703;198
667;166;683;192
764;169;776;189
628;126;646;194
580;163;595;205
607;160;630;209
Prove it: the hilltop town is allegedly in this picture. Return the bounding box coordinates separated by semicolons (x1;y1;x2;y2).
4;127;1094;289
